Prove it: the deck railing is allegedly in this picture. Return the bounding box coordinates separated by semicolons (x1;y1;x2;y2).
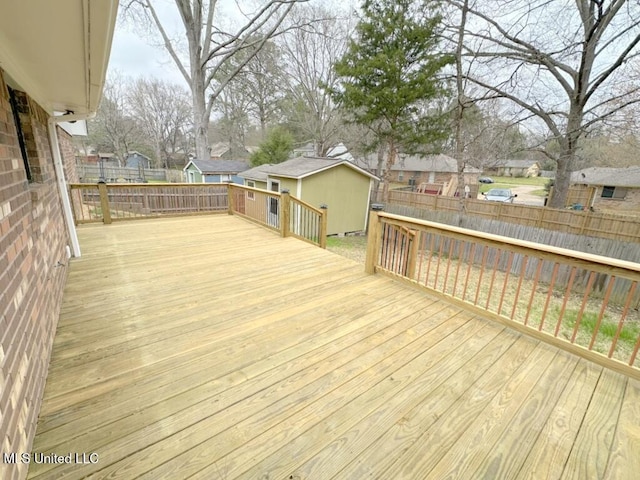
68;182;328;248
227;184;281;232
227;184;327;248
69;183;228;223
366;211;640;378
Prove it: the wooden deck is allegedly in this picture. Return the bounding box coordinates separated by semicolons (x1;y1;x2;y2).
28;215;640;479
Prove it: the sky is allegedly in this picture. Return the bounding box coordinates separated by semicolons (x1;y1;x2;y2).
108;27;187;87
108;2;188;87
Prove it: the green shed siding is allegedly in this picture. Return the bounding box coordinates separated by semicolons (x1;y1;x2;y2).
270;177;297;194
184;164;203;183
299;164;371;235
245;179;268;190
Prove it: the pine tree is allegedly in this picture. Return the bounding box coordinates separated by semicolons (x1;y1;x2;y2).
332;0;453;200
250;127;294;166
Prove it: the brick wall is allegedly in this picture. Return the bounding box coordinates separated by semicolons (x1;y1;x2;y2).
0;69;75;480
57;127;78;184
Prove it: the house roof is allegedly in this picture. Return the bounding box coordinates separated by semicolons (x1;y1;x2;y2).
185;159;250;174
487;159;539;169
354;154;473;173
570;167;640;187
127;151;150;160
0;1;118;115
210;142;231;158
239;156;379;182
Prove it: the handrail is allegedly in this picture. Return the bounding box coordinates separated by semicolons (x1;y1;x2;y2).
366;211;640;379
68;182;328;249
227;184;327;248
68;183;228;223
378;212;640;276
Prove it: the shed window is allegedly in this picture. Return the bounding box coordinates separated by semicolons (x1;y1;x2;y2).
247;181;255;200
601;186;626;199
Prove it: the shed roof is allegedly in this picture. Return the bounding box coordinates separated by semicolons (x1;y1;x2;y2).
185;159;250;174
570;167;640;187
239;156;378;181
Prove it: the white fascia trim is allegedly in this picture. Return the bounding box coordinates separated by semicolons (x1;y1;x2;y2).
48;117;81;257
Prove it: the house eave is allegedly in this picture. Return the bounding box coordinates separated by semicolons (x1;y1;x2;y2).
0;0;119;115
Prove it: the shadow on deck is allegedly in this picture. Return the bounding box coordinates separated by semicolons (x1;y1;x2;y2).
29;215;639;479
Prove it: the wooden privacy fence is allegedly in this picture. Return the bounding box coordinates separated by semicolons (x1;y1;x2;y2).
77;164;170;182
68;183;328;248
381;190;640;243
366;211;640;378
227;184;327;248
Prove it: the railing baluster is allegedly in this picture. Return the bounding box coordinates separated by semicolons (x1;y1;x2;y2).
498;251;514;316
485;248;501;311
474;246;489;306
610;281;637;358
589;276;616;350
571;271;597;343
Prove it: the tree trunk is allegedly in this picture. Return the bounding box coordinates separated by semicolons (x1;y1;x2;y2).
192;70;210;161
549;111;582;208
373;143;385;200
382;139;397;203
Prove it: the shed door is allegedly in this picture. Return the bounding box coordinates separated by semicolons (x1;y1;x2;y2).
267;179;280;226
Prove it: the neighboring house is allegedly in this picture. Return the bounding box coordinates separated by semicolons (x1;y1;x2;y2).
354;153;480;188
484;159;541;177
293;142;316;157
184;159;250;184
210;142;254;160
86;152;118;166
569;166;640;213
126;151;151;169
293;142;356;162
239;156;378;235
0;2;118;479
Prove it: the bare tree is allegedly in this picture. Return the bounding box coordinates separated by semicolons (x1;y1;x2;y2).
279;4;349;156
88;75;144;165
230;39;285;139
443;0;640;208
127;0;308;161
129;78;192;168
210;79;252;157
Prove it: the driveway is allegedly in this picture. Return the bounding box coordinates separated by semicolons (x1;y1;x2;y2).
512;185;545;206
478;185;545;206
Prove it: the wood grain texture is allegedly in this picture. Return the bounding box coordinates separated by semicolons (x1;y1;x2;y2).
26;216;638;480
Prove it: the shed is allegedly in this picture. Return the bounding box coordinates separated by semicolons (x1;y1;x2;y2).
239;157;378;235
184;159;249;184
126;151;151;169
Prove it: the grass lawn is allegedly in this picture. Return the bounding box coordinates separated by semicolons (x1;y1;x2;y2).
326;235;368;264
479;176;550;194
489;176;549;186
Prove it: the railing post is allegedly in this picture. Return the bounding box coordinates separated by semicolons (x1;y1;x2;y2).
98;182;112;224
281;189;291;238
227;183;235;215
319;204;328;248
365;210;382;274
406;230;420;279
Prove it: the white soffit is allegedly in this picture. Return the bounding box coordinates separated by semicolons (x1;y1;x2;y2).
0;0;118;115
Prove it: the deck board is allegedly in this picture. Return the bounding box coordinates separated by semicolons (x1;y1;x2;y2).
27;215;639;479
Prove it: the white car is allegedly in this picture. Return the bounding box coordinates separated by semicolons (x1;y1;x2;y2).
483;188;517;203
